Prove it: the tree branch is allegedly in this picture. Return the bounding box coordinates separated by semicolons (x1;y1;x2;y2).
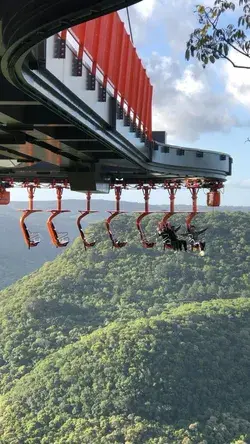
204;9;250;59
221;54;250;68
197;35;250;68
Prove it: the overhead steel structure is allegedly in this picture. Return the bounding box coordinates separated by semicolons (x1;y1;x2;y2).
0;0;232;195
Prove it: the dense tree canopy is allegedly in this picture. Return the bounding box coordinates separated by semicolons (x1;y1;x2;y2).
2;301;250;443
186;0;250;69
0;212;250;442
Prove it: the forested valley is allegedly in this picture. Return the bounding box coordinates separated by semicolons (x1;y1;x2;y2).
0;211;250;443
1;200;247;289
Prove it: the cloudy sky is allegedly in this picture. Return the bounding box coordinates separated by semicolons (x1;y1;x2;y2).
12;0;250;206
118;0;250;207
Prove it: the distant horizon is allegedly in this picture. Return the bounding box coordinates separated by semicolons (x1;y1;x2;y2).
6;198;250;208
8;186;250;206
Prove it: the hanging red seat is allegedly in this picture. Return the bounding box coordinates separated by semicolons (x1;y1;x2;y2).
47;211;70;248
20;211;42;249
19;185;42;249
46;185;70;248
105;185;127;248
106;211;127;248
157;181;182;251
135;185;157;248
77;192;98;250
136;212;156;248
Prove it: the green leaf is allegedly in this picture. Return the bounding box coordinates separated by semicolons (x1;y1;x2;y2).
197;5;205;14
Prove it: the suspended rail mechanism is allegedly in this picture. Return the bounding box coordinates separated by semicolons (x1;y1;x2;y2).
19;181;42;249
185;179;202;229
46;181;70;248
159;180;181;228
0;177;225;250
157;180;182;251
77;191;98;250
136;182;157;248
105;184;127;248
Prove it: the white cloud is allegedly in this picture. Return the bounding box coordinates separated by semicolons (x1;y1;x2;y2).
129;0;200;52
120;0;206;49
145;52;240;141
133;0;156;20
227;179;250;189
224;51;250;108
175;68;205;97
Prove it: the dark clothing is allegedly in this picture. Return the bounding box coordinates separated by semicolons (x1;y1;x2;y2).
190;240;206;252
187;227;208;242
185;226;207;252
158;225;187;251
178;239;188;251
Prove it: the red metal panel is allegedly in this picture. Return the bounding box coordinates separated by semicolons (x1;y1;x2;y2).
134;60;143;122
118;31;130;104
149;83;153;131
92;18;102;60
106;14;120;88
145;84;150;136
110;18;124;96
61;30;67;40
71;23;86;45
91;18;102;75
138;69;147;126
146;84;153;139
69;12;153;137
134;65;143;124
107;13;119;84
124;45;135;111
141;80;150;131
97;13;114;80
71;22;86;58
131;56;141;119
84;19;97;59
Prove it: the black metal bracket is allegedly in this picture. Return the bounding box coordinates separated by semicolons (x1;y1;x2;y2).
53;35;66;59
123;114;130;127
135;126;141;138
98;83;107;102
86;71;96;90
108;97;117;130
116;104;123;119
72;54;83;76
130;120;136;132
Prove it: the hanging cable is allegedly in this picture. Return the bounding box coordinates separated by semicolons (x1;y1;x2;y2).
126;7;134;45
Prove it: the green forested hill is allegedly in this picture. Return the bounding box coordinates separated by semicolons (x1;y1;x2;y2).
0;212;250;443
2;301;250;443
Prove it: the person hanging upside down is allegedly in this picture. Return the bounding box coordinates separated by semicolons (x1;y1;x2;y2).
186;225;208;254
158;223;187;251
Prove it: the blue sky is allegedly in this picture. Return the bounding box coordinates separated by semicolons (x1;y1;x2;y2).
11;0;250;207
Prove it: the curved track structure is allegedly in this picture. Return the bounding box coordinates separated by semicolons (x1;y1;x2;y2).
0;0;232;193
